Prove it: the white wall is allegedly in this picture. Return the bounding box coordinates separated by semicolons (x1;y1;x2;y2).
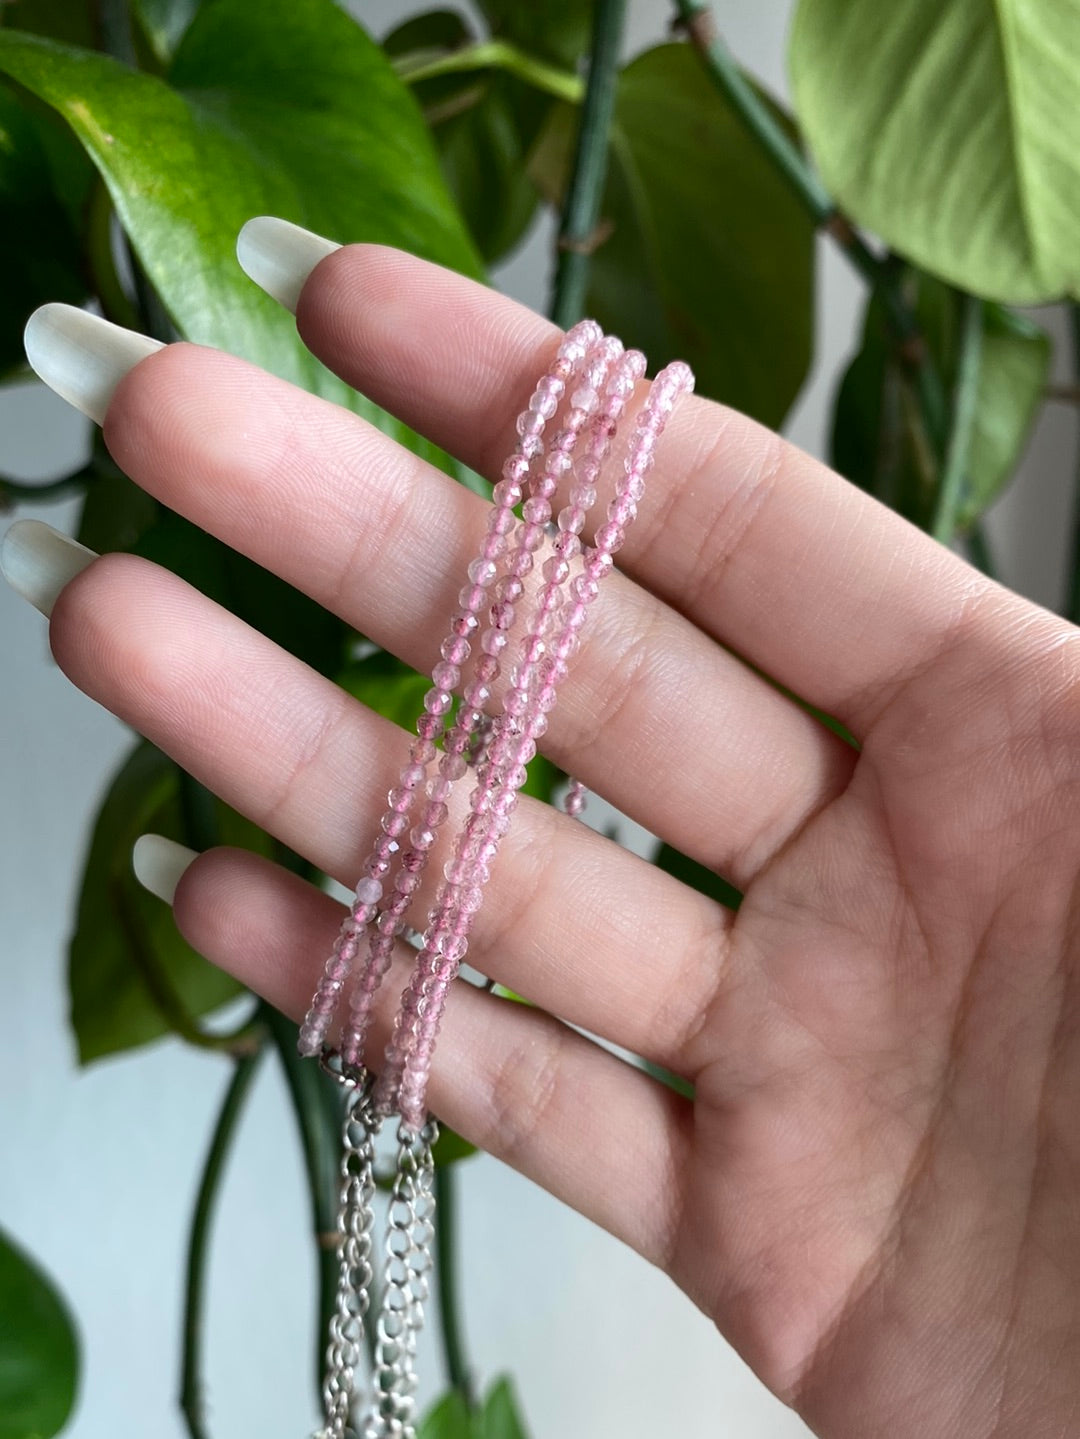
1;4;1075;1438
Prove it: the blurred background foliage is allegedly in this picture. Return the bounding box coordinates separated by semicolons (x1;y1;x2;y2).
0;0;1077;1434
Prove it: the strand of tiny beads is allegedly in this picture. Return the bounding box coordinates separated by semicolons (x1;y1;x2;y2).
340;330;622;1078
296;318;601;1062
308;330;693;1439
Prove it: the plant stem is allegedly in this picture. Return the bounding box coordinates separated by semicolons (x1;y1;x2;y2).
434;1164;473;1406
395;39;583;104
180;1043;266;1439
1066;306;1080;624
931;294;983;545
264;1005;343;1399
673;0;947;455
0;463;97;512
549;0;628;328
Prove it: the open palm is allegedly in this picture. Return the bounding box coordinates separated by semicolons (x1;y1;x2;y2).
39;241;1080;1437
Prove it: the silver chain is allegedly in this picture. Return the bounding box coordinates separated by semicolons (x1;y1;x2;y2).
360;1120;438;1439
317;1073;379;1439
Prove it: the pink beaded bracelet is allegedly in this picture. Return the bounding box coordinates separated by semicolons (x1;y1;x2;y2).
309;327;693;1439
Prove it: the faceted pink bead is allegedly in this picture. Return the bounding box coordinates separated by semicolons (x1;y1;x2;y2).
491;601;515;630
553;531;580;558
480;628;508;656
424;687;453;715
427;774;452;803
482;530;508;561
491;479;521;508
463;679;491;708
410;826;437;850
459;583;486;613
516;408;545;437
488;507;516;536
422;799;449;827
431;661;459;691
416;711;442;740
594;520;625;553
441;635;471;665
411;737;437;765
381;810;409;837
523;497;551;525
520;434;543;460
468;556;498;586
494;574;523;603
503;453;530;484
543;556;571;583
510;549;534;578
450;609;480;637
475;653;499;683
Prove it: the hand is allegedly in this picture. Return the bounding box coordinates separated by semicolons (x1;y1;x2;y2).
9;224;1079;1438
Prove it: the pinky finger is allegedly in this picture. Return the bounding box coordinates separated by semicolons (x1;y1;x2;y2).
167;842;691;1271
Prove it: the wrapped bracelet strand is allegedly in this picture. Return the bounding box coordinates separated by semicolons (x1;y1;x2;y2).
308;329;693;1439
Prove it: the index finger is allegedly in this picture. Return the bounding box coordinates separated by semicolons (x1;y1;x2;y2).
270;228;994;734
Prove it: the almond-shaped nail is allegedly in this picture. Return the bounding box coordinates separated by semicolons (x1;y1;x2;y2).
24;304;164;425
0;519;98;618
132;834;199;905
236;216;340;313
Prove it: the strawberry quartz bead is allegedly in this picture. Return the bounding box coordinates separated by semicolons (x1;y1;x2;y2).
331;321;603;1072
389;360;694;1122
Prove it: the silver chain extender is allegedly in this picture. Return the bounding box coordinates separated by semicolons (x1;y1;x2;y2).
314;1061;438;1439
319;1073;379;1439
360;1120;438;1439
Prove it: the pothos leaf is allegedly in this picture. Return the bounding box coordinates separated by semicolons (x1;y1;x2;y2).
0;1227;78;1439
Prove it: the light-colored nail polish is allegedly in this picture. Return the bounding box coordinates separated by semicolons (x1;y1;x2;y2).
24;304;165;425
0;519;98;618
236;216;340;314
132;834;199;905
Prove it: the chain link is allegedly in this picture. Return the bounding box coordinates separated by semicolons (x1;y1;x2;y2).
316;1073;379;1439
360;1119;438;1439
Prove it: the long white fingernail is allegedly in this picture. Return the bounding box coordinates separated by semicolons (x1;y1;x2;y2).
24;304;165;425
133;834;199;904
236;216;340;314
0;519;98;618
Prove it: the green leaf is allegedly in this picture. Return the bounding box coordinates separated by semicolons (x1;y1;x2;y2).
0;0;93;47
832;277;1050;529
337;650;432;732
75;467;158;555
0;81;87;375
69;739;267;1063
790;0;1080;303
0;0;481;430
431;1125;478;1168
534;44;814;425
479;1376;531;1439
477;0;589;69
418;1390;474;1439
433;74;542;265
654;841;741;912
0;1227;78;1439
386;11;544;265
132;0;202;62
339;649;562;803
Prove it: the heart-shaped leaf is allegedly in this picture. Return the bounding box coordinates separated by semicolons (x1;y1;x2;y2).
0;81;88;376
418;1390;474;1439
69;739;269;1063
476;0;589;68
0;0;481;426
0;1227;78;1439
832;278;1050;530
479;1376;531;1439
790;0;1080;303
532;44;814;426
